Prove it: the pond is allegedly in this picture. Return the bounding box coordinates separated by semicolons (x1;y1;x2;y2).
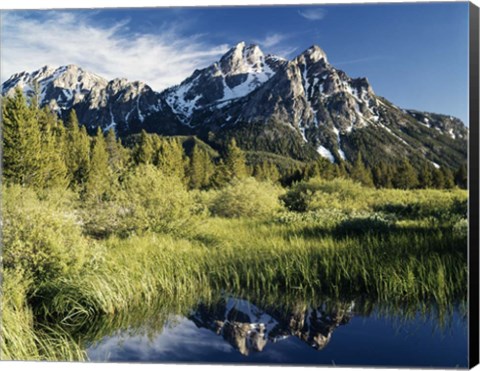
86;294;468;367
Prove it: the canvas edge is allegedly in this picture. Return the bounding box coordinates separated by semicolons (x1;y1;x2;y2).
469;1;480;369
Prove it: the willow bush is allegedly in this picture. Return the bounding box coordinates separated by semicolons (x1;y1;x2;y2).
208;177;284;218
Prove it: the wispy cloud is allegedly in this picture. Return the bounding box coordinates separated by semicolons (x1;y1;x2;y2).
274;46;299;59
0;11;229;91
298;8;327;21
252;33;298;59
253;33;287;49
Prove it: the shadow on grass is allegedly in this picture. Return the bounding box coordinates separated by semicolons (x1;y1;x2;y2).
294;220;458;239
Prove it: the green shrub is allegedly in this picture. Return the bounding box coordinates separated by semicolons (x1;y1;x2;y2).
81;165;199;237
275;209;396;233
275;209;349;230
2;185;90;287
372;188;467;225
335;212;396;234
282;178;369;212
209;177;283;218
80;198;129;238
189;189;216;217
453;218;468;238
118;165;198;235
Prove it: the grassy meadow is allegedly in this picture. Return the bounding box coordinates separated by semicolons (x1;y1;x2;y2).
1;175;468;361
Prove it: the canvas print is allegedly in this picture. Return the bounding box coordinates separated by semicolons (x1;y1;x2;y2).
0;2;477;368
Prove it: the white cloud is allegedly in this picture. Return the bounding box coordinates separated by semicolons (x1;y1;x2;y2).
87;317;234;362
274;46;299;59
0;11;230;91
298;8;326;21
254;33;287;48
252;33;298;59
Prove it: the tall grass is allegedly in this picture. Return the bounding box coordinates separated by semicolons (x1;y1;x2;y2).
200;218;467;305
34;235;211;330
1;269;85;361
1;178;468;361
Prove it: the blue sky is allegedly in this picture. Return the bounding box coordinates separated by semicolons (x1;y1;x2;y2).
1;2;469;124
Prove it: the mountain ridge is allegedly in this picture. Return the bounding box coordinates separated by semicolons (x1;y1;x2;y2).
1;41;468;169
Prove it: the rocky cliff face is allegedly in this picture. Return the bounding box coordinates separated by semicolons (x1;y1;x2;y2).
1;42;468;168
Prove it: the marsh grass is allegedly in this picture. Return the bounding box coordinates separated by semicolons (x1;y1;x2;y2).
1;269;86;361
34;235;210;329
1;179;468;361
199;218;466;304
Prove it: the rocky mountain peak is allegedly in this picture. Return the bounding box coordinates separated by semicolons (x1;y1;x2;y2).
297;45;329;65
162;41;282;125
2;64;109;114
219;42;267;76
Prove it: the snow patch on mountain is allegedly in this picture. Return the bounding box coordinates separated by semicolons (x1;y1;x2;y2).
317;145;335;163
333;127;346;161
431;161;441;169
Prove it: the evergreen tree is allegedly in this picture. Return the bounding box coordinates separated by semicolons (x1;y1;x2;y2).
441;167;455;189
64;110;80;172
282;164;304;186
156;138;186;180
350;152;374;187
65;111;91;188
393;159;419;189
432;168;446;189
418;163;434;189
265;162;280;182
372;161;394;188
134;129;154;165
318;160;336;180
53;116;69;173
253;161;280;182
85;128;112;200
454;164;468;189
333;161;348;179
303;162;320;180
201;149;215;187
224;138;248;179
189;144;206;189
105;128;128;176
211;159;230;188
2;88;43;187
36;106;69;188
188;144;215;189
253;163;265;180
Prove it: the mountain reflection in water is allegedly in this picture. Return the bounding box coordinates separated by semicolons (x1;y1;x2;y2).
190;297;353;356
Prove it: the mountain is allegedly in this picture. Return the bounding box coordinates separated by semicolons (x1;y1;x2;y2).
191;45;468;167
1;42;468;169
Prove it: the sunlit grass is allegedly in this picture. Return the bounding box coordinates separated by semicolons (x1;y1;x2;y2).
1;180;468;361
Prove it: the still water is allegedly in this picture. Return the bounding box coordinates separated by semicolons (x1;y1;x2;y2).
87;295;468;367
